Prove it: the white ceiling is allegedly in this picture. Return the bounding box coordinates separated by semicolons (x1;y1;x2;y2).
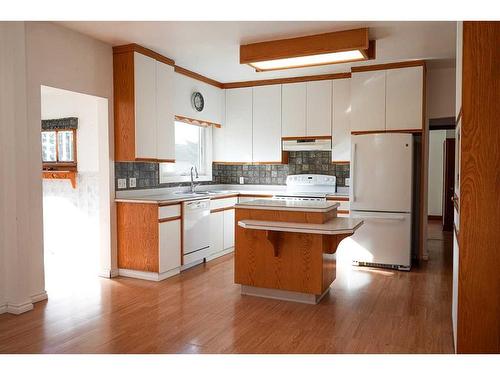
58;21;457;83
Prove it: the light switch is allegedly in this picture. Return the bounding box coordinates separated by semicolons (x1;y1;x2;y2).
129;177;137;188
345;178;350;187
118;178;127;189
239;177;244;184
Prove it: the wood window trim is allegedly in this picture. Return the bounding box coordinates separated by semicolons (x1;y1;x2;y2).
42;128;78;171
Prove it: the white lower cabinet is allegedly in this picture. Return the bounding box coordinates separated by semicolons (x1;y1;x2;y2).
223;209;235;249
158;219;181;273
210;211;224;256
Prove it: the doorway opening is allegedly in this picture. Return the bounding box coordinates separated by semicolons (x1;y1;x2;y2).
40;86;110;297
427;117;456;240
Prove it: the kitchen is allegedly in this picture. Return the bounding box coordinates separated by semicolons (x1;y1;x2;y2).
1;13;499;362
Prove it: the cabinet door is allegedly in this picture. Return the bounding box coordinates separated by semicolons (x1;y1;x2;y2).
351;70;386;132
306;80;332;137
224;88;253;162
134;52;157;159
158;219;181;273
386;66;423;131
223;209;235;249
282;82;307;137
332;78;351;162
252;85;282;163
210;211;224;256
156;61;175;161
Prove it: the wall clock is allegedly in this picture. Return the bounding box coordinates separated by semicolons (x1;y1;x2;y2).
191;92;204;112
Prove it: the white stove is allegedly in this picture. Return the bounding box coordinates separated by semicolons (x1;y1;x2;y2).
273;174;336;202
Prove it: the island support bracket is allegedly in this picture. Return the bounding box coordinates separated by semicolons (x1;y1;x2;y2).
265;230;281;257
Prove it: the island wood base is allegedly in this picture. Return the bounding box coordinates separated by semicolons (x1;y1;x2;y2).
234;207;355;304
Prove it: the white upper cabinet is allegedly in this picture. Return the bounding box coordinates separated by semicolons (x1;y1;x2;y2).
173;73;224;125
332;78;351;162
224;87;253;162
386;66;423;131
134;52;157;159
282;82;307;137
252;85;282;162
306;80;332;137
351;70;386;132
156;61;175;161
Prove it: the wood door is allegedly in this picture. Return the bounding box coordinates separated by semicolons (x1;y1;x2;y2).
442;138;455;231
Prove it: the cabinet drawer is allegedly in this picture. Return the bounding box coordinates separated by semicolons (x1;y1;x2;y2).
210;197;238;210
159;204;181;220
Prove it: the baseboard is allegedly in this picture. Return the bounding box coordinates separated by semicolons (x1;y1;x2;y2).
31;291;48;303
6;301;34;315
0;304;7;314
206;247;234;262
98;268;120;278
428;215;442;221
118;267;180;282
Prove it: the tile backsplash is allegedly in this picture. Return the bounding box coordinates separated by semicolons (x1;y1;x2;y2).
213;151;349;186
115;151;349;190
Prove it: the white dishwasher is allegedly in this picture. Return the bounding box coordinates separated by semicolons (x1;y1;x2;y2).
182;199;211;266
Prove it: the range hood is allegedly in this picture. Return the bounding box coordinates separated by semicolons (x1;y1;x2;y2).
282;137;332;151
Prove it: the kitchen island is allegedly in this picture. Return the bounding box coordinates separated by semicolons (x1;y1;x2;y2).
234;199;363;304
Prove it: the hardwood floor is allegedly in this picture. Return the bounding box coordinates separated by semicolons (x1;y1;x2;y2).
0;220;454;353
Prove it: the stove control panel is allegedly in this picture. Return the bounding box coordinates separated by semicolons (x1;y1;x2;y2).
286;174;336;186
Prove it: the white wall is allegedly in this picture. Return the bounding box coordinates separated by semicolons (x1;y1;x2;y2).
173;72;224;124
0;22;35;314
0;22;115;315
427;67;456;119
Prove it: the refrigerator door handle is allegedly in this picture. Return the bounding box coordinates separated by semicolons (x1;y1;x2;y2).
351;143;357;202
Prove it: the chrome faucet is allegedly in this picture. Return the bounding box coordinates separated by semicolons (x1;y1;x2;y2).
190;166;200;193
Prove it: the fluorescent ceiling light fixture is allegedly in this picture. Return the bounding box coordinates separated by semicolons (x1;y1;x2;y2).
240;28;375;72
248;50;365;71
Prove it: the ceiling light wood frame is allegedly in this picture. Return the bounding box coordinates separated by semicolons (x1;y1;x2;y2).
240;28;375;72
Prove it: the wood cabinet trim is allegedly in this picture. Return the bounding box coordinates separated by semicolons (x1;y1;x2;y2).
223;72;351;89
351;60;426;73
281;135;332;141
326;196;349;202
174;65;224;89
113;43;175;66
158;215;182;223
210;206;235;214
351;129;423;135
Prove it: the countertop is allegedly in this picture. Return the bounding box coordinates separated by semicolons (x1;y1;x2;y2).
238;217;363;235
234;199;340;212
115;184;349;205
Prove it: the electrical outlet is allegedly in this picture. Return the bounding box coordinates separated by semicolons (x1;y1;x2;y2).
239;177;244;184
345;178;350;187
129;177;137;188
117;178;127;189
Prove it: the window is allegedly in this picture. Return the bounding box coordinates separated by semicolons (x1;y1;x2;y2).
159;121;212;183
41;129;77;170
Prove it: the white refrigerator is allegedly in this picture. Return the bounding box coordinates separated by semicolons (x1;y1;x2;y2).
349;133;413;270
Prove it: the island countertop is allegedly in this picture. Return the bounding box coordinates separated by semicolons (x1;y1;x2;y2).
234;198;340;212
